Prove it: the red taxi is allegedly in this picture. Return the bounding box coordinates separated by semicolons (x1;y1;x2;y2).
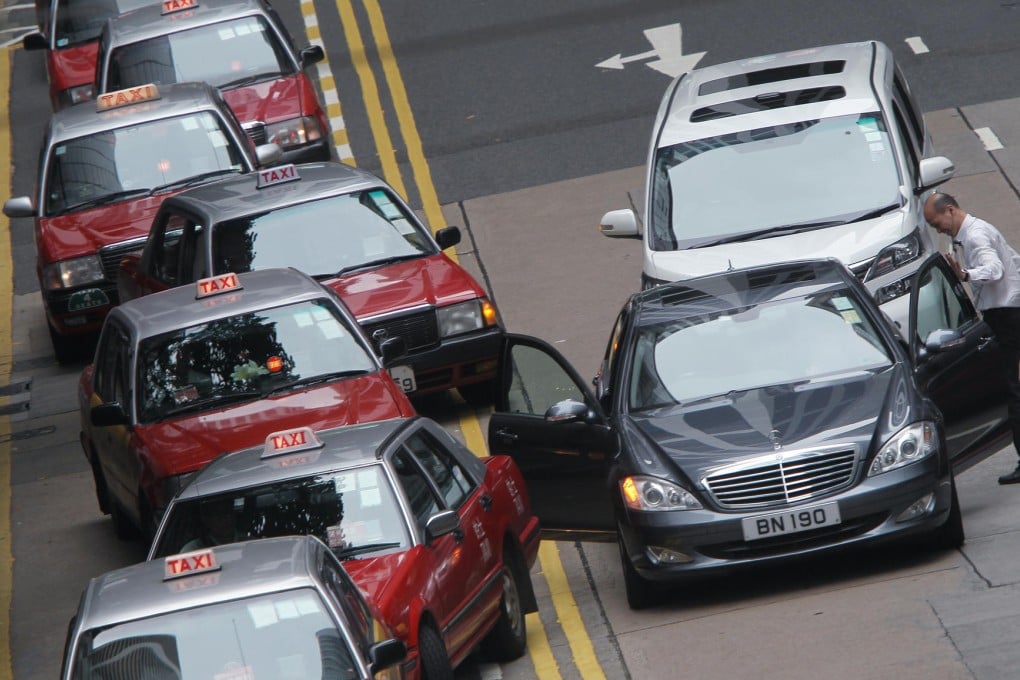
2;81;279;362
78;268;415;540
118;162;504;405
24;0;151;109
148;418;542;678
94;0;332;164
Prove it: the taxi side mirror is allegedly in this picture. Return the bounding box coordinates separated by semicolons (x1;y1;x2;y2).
2;196;35;218
434;226;461;250
300;45;325;68
91;403;130;427
22;32;46;51
377;336;407;366
255;143;283;167
368;638;406;674
424;510;460;543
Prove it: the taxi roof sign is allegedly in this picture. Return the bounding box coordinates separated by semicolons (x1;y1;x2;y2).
96;84;160;112
256;164;300;189
196;273;242;299
162;0;198;14
263;427;323;458
164;548;220;580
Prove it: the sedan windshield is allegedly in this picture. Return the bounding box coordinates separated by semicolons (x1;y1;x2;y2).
628;290;893;411
649;113;902;250
69;588;353;680
135;299;376;423
151;464;410;559
211;189;434;277
106;15;294;91
44;112;245;216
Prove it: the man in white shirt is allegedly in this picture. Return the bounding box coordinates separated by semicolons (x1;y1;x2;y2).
924;192;1020;484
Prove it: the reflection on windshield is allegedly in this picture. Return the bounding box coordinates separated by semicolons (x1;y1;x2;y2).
628;290;893;410
44;112;245;216
136;299;375;423
53;0;150;47
152;463;410;560
107;16;294;91
649;113;901;251
211;189;432;276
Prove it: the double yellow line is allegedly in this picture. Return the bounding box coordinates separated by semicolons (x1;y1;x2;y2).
307;2;607;678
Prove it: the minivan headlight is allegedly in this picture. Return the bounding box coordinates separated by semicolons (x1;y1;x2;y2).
868;229;922;280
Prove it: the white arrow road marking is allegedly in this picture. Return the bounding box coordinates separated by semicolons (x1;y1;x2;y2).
596;23;706;78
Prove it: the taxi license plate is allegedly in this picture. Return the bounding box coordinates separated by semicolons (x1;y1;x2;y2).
388;365;417;393
741;502;841;541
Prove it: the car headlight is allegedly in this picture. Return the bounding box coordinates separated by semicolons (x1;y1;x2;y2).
867;229;923;280
265;116;324;149
620;475;703;512
868;421;938;476
641;273;668;291
436;298;499;337
61;83;94;108
42;255;104;290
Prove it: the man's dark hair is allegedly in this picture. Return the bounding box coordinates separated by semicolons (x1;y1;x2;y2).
931;192;960;212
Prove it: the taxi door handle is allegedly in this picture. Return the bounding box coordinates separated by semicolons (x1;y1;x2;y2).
494;427;518;444
479;494;493;512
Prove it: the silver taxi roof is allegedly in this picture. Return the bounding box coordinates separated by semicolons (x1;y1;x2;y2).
45;81;239;146
107;0;274;48
660;41;887;146
75;535;326;632
175;418;413;500
109;267;347;341
159;162;388;225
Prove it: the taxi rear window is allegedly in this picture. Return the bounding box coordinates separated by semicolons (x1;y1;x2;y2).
53;0;151;48
106;15;295;91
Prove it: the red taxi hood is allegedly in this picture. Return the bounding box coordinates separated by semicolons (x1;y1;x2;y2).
136;375;411;476
37;195;167;265
221;75;307;127
48;43;98;93
326;254;485;319
342;551;417;615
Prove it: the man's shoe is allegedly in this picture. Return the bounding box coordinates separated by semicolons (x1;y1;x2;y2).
998;466;1020;485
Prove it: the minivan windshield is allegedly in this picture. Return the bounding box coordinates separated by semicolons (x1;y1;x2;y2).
649;113;902;251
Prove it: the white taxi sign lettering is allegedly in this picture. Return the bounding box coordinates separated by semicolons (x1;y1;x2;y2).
164;548;220;580
256;164;300;189
162;0;198;13
96;84;160;112
196;273;241;299
262;426;323;458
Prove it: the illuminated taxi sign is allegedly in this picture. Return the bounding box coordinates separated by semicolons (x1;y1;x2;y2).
256;164;300;189
196;273;241;299
164;548;220;580
262;427;323;458
96;84;160;112
162;0;198;13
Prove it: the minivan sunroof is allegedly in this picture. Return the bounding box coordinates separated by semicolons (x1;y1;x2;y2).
698;60;846;96
690;86;846;123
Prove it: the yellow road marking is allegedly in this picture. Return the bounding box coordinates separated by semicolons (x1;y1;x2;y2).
539;542;606;680
0;45;15;680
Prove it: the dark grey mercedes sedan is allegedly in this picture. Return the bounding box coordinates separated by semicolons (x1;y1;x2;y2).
487;255;1009;609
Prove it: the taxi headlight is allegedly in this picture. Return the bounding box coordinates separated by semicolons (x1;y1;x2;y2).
867;229;922;280
620;476;702;512
436;298;499;337
42;255;104;290
265;116;324;149
868;421;938;476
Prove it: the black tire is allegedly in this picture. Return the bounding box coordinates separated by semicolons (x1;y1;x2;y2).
457;379;496;407
418;622;453;680
87;452;110;515
48;324;82;365
480;551;528;661
931;477;965;550
107;487;140;541
620;535;656;610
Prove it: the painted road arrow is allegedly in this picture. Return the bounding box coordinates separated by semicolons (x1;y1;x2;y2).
596;24;706;78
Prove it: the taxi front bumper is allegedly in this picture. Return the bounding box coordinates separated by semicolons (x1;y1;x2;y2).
398;326;504;396
43;282;119;336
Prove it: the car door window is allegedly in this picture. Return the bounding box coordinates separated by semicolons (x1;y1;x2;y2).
914;262;977;342
94;322;128;402
391;448;441;531
149;213;190;285
403;430;474;510
507;343;584;415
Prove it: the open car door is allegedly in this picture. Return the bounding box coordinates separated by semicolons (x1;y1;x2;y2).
487;334;616;537
908;254;1010;471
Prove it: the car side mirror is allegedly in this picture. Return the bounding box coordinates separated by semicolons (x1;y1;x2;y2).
544;399;589;423
255;143;283;167
300;44;325;68
434;226;461;250
91;402;130;427
424;510;460;543
22;32;46;51
916;156;955;193
3;196;35;218
599;209;641;238
376;336;407;366
923;328;966;354
368;638;406;674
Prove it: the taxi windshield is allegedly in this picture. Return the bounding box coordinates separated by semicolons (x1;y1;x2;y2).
627;289;894;411
135;299;376;424
648;113;902;251
106;15;295;91
43;111;245;217
69;588;355;679
53;0;150;48
210;189;434;278
151;464;411;559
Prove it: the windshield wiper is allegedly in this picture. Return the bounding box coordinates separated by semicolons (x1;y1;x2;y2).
218;72;286;89
691;220;845;248
846;202;902;223
316;254;424;280
156;390;262;421
152;169;242;194
61;189;153;213
264;370;371;396
334;542;402;559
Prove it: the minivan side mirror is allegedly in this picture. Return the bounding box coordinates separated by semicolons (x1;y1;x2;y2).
599;209;641;238
916;156;955;193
